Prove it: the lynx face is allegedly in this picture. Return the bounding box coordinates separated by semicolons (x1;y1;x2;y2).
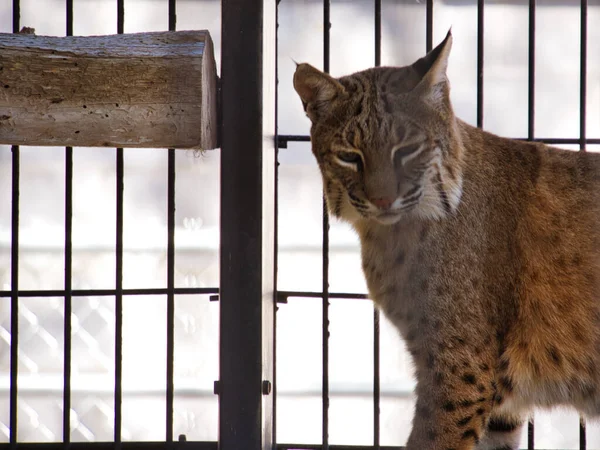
294;32;464;225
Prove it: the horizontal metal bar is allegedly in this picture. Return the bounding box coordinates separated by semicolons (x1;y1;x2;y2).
1;288;366;301
277;135;600;148
0;287;218;298
277;445;403;450
277;446;558;450
277;290;368;302
277;135;310;147
0;443;217;450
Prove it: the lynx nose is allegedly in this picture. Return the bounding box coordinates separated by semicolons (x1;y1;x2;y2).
370;196;394;210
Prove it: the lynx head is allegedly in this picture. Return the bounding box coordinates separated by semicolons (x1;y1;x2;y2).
293;31;464;226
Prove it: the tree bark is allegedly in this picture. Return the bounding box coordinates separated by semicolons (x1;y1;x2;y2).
0;30;218;150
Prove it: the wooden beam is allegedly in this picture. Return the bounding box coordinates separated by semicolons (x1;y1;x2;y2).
0;30;218;150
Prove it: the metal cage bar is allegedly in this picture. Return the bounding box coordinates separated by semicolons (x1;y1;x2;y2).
276;135;600;149
476;0;484;129
9;144;19;448
3;0;598;449
63;0;75;443
322;1;332;449
114;0;125;444
9;3;20;447
373;2;382;448
166;1;178;444
579;2;588;447
219;0;276;449
527;0;536;447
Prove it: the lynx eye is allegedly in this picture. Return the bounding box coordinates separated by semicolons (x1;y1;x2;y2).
393;142;422;165
337;151;362;164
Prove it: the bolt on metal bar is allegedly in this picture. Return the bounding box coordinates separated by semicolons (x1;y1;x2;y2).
476;0;484;129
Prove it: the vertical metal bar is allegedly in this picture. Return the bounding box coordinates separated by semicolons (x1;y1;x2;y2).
220;0;276;448
63;145;73;445
117;0;124;34
527;0;535;141
373;2;381;448
63;1;74;444
165;0;177;443
166;152;175;443
322;1;331;449
115;146;124;446
273;0;281;445
528;419;534;450
373;310;380;450
527;2;536;444
426;0;433;53
9;6;20;447
12;0;19;34
9;145;19;448
579;3;588;445
66;0;73;36
374;0;381;67
114;3;124;446
476;0;484;129
168;0;176;31
579;0;587;153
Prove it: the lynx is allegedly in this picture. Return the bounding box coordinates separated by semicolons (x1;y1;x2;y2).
293;31;600;450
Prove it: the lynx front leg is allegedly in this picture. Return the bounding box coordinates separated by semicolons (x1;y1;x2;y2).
406;365;496;450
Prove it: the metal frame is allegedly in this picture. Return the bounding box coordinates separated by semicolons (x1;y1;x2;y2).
219;0;276;449
274;1;592;449
2;0;221;449
2;0;595;449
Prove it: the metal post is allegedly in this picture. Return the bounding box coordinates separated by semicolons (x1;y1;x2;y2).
219;0;276;449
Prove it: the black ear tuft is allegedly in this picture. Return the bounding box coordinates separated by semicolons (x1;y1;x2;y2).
411;29;452;84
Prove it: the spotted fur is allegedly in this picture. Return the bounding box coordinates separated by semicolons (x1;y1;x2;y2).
294;30;600;450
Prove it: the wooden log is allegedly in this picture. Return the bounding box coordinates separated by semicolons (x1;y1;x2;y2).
0;30;218;150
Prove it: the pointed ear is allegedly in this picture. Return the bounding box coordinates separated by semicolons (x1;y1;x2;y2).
411;29;453;102
293;63;346;121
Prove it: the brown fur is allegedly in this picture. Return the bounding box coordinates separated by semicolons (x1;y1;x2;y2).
293;31;600;450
